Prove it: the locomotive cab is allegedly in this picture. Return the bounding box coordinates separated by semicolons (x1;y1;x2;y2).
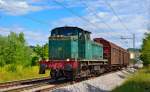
49;26;91;60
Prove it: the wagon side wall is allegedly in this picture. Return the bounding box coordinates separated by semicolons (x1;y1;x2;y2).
94;38;129;66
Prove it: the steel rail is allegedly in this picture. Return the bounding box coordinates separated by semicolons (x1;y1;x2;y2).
0;77;50;89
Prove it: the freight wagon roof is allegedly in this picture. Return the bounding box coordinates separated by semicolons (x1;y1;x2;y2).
94;38;128;52
91;41;103;47
51;26;91;34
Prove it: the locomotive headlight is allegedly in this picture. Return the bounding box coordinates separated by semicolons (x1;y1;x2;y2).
66;58;70;61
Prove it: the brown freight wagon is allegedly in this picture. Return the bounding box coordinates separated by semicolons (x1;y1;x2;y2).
94;38;129;67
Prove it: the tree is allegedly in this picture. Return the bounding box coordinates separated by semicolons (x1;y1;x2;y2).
18;32;25;44
33;44;43;59
141;32;150;65
0;32;32;67
43;43;49;60
31;43;48;66
33;43;49;60
0;32;49;67
0;35;7;66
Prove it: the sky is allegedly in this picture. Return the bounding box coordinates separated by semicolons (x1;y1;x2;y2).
0;0;149;49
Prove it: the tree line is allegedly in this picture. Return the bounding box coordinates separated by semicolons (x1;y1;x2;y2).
0;32;48;67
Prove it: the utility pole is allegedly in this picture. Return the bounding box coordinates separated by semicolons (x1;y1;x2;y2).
120;34;135;49
133;34;135;50
120;34;136;58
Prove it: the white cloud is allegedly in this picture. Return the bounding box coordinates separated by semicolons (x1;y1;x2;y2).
0;0;40;15
0;0;56;15
0;0;86;15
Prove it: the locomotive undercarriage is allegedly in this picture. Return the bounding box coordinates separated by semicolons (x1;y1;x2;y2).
39;60;127;81
79;61;107;77
39;60;127;82
47;61;108;81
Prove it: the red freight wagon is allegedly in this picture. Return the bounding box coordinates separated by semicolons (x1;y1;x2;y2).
94;38;129;67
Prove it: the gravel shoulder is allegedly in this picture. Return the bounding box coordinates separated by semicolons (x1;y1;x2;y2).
52;68;136;92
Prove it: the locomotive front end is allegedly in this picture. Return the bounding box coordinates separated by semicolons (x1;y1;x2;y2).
39;27;81;80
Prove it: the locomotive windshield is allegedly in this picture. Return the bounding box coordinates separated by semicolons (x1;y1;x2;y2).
51;28;78;36
51;27;91;40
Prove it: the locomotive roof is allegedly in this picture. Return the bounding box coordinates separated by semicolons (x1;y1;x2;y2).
51;26;91;34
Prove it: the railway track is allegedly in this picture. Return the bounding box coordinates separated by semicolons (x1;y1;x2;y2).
0;77;52;92
38;69;130;92
27;79;73;92
0;76;74;92
0;68;131;92
0;75;94;92
0;78;73;92
0;77;50;88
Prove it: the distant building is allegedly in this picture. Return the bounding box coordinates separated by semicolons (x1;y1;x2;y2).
127;48;141;59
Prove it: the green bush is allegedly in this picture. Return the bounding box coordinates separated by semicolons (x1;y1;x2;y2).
6;64;17;72
112;67;150;92
31;56;39;66
141;33;150;65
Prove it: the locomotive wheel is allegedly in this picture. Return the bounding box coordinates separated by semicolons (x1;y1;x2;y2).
50;69;59;80
64;70;73;80
50;69;65;80
64;69;77;81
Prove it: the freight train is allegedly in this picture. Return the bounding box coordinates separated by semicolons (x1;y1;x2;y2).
39;26;129;80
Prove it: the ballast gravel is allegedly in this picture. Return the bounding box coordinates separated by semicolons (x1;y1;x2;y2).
52;68;136;92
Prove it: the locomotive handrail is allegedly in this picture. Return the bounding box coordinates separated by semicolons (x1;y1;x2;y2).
80;59;108;62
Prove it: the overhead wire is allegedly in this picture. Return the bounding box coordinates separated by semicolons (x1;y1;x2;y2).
80;0;124;40
104;0;134;48
52;0;121;40
80;0;114;32
51;0;115;33
80;0;130;47
103;0;134;47
21;15;50;26
103;0;131;35
51;0;100;29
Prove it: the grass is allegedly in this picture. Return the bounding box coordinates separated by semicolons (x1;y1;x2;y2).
0;65;49;83
112;66;150;92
